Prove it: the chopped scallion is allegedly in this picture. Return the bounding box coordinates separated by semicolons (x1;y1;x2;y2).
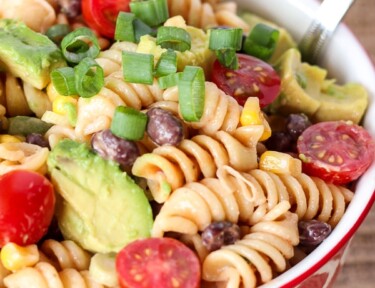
243;23;280;61
178;66;205;122
50;67;77;96
134;19;157;42
208;27;243;51
158;72;182;89
122;51;154;84
155;50;177;77
115;12;136;42
130;0;169;27
61;27;100;64
46;24;71;45
156;26;191;52
110;106;148;141
215;49;238;70
74;57;104;98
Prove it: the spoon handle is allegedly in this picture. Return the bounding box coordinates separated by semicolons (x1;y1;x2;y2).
299;0;357;64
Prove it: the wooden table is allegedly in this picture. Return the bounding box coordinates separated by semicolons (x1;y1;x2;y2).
334;1;375;287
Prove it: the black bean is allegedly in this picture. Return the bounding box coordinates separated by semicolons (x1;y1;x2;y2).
201;221;241;252
26;133;50;149
146;108;184;146
286;113;311;141
91;129;140;169
58;0;81;18
298;220;332;247
265;131;293;152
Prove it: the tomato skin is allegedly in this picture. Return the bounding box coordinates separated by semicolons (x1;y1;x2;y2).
116;237;201;288
0;170;55;247
211;53;281;108
297;121;375;185
82;0;130;38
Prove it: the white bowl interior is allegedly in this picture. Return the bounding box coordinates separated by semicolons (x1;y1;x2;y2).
235;0;375;286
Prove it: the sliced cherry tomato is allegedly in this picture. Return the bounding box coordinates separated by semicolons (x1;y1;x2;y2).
81;0;130;38
0;170;55;247
211;53;281;108
116;237;201;288
297;121;375;185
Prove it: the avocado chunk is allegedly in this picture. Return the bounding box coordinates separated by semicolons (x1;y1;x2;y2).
270;48;324;117
313;81;368;123
0;19;66;89
240;13;297;64
47;139;153;253
270;48;369;124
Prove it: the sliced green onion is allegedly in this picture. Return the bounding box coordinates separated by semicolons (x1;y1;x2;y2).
156;26;191;52
46;24;71;45
134;19;156;42
115;12;136;42
178;66;205;122
61;27;100;64
110;106;148;141
155;50;177;77
215;49;238;70
50;67;77;96
122;51;154;85
130;0;169;27
243;23;280;61
74;57;104;98
208;27;243;51
158;72;182;89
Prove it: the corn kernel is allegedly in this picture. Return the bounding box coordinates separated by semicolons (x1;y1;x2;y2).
259;151;302;177
0;134;23;143
0;243;39;272
52;96;78;115
240;97;272;141
240;97;262;126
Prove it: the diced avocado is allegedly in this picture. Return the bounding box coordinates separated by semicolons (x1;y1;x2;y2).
0;19;66;89
313;81;368;123
47;139;153;253
270;48;324;117
7;116;53;136
270;48;369;124
240;13;297;64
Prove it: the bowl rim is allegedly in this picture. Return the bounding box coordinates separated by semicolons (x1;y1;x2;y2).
235;0;375;287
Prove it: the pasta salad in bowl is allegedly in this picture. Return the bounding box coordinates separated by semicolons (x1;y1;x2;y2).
0;0;374;287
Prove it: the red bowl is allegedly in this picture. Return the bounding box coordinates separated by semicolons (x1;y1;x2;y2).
235;0;375;287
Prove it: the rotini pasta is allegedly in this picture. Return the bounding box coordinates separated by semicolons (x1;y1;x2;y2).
0;142;49;175
2;262;107;288
39;239;92;272
132;130;260;203
202;212;299;288
166;0;249;32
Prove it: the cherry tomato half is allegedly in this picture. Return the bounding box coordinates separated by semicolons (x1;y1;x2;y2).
211;53;281;108
116;237;201;288
297;121;375;185
0;170;55;247
82;0;130;38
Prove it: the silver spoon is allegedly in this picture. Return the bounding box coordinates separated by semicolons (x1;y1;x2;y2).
298;0;357;64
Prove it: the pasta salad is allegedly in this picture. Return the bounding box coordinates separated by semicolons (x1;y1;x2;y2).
0;0;374;287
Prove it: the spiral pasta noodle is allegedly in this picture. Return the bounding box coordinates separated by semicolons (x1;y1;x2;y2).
39;239;92;272
0;142;49;175
167;0;249;32
132;129;261;203
2;262;107;288
202;212;299;288
246;170;354;227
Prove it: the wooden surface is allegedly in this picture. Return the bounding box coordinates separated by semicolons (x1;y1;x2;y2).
334;0;375;287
